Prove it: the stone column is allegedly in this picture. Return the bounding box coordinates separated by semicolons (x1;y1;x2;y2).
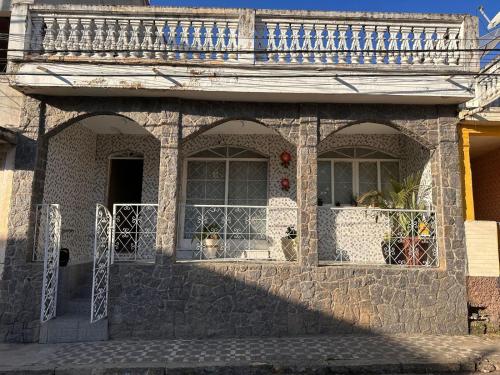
1;95;46;343
297;104;318;267
435;106;468;334
155;117;181;265
4;96;46;266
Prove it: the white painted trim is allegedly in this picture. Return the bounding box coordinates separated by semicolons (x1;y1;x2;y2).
318;157;399;204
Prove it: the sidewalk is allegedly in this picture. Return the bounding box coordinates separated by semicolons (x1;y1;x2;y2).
0;334;499;374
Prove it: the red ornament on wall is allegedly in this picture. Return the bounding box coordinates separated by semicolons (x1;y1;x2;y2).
280;151;292;168
280;177;290;191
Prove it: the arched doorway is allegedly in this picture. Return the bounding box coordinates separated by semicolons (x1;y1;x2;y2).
36;114;160;341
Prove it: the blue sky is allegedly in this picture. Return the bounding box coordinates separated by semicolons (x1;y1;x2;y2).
150;0;497;17
150;0;498;36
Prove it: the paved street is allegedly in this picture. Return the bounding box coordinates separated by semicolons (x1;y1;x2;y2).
0;334;500;374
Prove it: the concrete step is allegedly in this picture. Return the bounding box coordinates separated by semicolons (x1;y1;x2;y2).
58;297;91;315
39;313;108;344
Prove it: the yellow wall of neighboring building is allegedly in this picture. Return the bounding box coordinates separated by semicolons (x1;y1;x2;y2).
460;124;500;277
465;221;500;277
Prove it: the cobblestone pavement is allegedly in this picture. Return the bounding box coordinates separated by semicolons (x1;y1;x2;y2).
1;334;500;372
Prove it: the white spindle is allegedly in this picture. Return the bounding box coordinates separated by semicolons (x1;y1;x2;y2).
116;20;129;58
54;18;68;56
104;19;117;58
153;20;166;60
400;26;411;64
290;24;300;63
93;19;105;57
387;26;399;64
178;20;190;59
337;24;348;64
302;23;314;63
191;21;202;60
375;25;387;64
447;27;460;65
434;27;447;65
141;19;155;59
423;27;435;65
214;21;226;60
129;20;141;58
80;19;93;57
277;23;288;63
165;20;176;60
350;25;362;64
412;27;424;64
363;24;375;65
66;18;81;56
266;22;278;62
227;21;238;61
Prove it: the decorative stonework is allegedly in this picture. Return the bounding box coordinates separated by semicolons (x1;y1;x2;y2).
109;262;469;338
0;97;468;343
44;125;97;264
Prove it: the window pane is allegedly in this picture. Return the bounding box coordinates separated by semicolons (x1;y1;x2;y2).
318;161;332;204
186;161;226;204
334;162;353;205
381;162;399;194
358;162;378;196
228;161;267;206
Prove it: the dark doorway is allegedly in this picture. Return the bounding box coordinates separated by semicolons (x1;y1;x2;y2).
108;158;144;260
107;158;144;209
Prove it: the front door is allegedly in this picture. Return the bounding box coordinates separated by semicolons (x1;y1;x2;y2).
108;157;144;259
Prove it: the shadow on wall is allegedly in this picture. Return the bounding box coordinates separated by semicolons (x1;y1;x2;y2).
108;262;468;341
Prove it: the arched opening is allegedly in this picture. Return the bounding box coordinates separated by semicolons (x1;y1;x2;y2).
41;115;160;263
178;120;297;261
317;122;436;267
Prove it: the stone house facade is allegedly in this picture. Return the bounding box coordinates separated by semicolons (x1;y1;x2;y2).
0;2;479;342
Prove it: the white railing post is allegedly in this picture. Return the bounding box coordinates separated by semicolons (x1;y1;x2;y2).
8;0;32;61
238;8;255;64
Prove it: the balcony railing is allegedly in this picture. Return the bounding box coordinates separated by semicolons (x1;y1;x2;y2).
112;203;158;262
318;207;438;267
9;4;476;71
178;204;298;261
472;56;499;108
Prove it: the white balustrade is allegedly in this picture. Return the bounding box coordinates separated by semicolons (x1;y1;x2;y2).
17;6;473;69
257;20;463;66
30;13;240;62
473;57;499;108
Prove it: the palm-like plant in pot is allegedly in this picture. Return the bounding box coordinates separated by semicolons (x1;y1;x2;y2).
192;223;221;259
357;174;431;266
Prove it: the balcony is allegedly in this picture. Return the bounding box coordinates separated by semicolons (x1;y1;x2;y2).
7;4;479;104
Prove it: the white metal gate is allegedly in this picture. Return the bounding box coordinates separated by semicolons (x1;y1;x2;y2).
37;204;62;323
91;204;112;323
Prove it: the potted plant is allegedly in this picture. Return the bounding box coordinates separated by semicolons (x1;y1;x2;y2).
357;174;431;266
281;226;298;261
192;224;221;259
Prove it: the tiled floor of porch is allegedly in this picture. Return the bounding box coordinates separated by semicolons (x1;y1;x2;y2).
1;334;499;373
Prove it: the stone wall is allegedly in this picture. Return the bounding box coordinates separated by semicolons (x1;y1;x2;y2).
109;262;467;338
0;96;469;342
467;276;500;327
